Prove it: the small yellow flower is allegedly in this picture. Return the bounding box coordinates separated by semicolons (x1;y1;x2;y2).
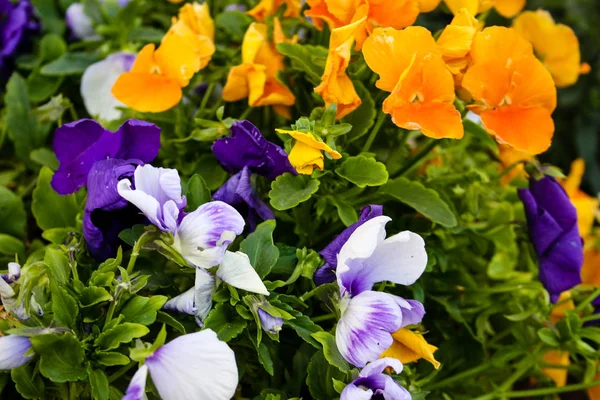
541;350;570;387
248;0;302;22
275;129;342;174
444;0;525;18
380;328;441;369
561;159;599;239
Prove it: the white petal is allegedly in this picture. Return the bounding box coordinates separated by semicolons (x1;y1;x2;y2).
81;52;134;121
336;216;390;288
65;3;98;40
117;179;163;230
146;330;238;400
0;277;15;298
163;287;196;316
162;200;181;235
0;335;33;370
364;231;428;286
360;358;403;377
123;364;149;400
217;251;269;295
7;262;20;281
194;268;216;325
466;110;482;124
174;202;245;268
340;383;373;400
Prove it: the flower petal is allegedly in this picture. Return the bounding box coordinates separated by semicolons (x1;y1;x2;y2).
381;328;440;369
258;308;283;334
216;251;269;295
123;364;148;400
174;201;245;268
360;357;403;377
114;119;162;163
336;291;403;367
145;330;238;400
340;383;373;400
65;3;98;40
0;335;33;370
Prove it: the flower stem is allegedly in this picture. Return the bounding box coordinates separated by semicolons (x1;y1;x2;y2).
393;139;440;178
126;231;150;275
312;313;336;323
197;82;216;117
362;111;386;153
500;378;600;398
574;287;600;314
427;363;491;390
108;361;137;383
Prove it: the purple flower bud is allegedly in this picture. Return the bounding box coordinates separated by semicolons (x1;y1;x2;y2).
258;308;283;334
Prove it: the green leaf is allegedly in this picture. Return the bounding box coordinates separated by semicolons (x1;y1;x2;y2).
306;350;347;399
127;27;164;42
40;53;100;76
257;342;274;376
11;364;46;399
39;34;67;63
0;186;26;238
5;73;48;162
30;333;88;383
311;331;350;373
89;369;109;400
120;295;167;325
336;155;388;188
50;280;78;328
95;352;130;366
463;119;498;154
330;197;358;227
344;81;376;141
185;174;211;212
537;327;560;346
44;246;70;284
30;148;60;170
215;11;253;41
94;323;150;351
240;220;279;279
269;173;320;211
381;177;458;227
204;303;248;342
156;311;187;334
276;43;327;85
0;234;25;257
27;72;63;103
31;0;66;35
285;313;323;348
79;286;112;308
32;167;79;230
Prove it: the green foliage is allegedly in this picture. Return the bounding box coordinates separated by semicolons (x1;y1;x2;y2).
269;174;320;210
240;220;280;279
32;167;79;231
30;334;88;382
336;155;389;187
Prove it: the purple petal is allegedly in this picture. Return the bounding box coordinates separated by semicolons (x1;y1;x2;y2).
0;335;33;370
340;383;373;400
0;0;37;58
114;119;161;163
212;120;294;180
397;298;425;328
336;291;403;367
258;308;283;334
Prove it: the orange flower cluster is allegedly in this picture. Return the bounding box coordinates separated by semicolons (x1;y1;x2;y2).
112;3;215;113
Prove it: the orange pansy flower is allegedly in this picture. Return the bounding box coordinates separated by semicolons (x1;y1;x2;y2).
315;17;366;119
380;328;441;369
419;0;442;12
112;2;215;112
514;10;584;88
437;8;479;84
445;0;525;18
222;20;296;117
363;26;463;139
461;27;557;155
248;0;302;21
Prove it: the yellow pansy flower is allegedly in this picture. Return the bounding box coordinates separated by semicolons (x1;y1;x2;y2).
514;10;585;88
248;0;302;21
222;20;296;118
561;159;599;239
380;328;441;369
444;0;525;18
541;350;570;387
275;129;342;174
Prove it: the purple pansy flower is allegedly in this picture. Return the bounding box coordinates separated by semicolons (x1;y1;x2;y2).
341;358;411;400
51;119;160;259
316;204;383;286
212;120;295;229
518;176;583;303
0;335;33;370
123;330;238;400
334;216;428;367
0;0;37;75
258;307;284;334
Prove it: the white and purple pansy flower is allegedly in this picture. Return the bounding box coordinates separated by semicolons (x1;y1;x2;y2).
341;358;411;400
123;329;238;400
334;216;428;367
0;335;34;370
81;52;136;121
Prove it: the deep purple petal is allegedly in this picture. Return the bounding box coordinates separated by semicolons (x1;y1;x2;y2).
314;263;337;286
318;205;384;283
212;120;294;179
0;0;36;58
114;119;161;163
529;177;578;230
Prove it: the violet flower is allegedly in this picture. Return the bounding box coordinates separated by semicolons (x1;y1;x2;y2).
51;119;160;259
334;216;428;367
258;307;283;334
0;335;33;370
212;120;295;229
315;204;383;285
518;176;583;303
123;330;238;400
340;358;411;400
0;0;37;75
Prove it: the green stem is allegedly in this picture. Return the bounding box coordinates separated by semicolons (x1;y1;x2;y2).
393;139;440;178
574;287;600;314
108;361;137;383
239;107;253;120
197;82;216;117
69;382;77;400
126;232;150;275
312;313;336;322
427;363;491;390
581;314;600;323
362;112;386;153
498;357;533;392
501;378;600;398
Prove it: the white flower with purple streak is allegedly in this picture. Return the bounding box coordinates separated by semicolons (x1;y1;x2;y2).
0;335;34;370
340;358;411;400
123;329;238;400
334;216;428;367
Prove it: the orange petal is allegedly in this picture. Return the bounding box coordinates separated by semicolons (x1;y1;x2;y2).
541;350;570;387
253;78;296;107
461;62;511;107
494;0;525;18
305;0;345;30
129;44;159;74
582;247;600;286
178;2;214;40
157;21;206;86
241;22;268;64
387;101;464;139
480;106;554;155
363;26;437;92
222;64;253;102
470;26;533;66
111;72;182;113
508;55;557;112
580;62;591;74
368;0;421;30
247;0;276;22
438;8;478;59
549;291;575;324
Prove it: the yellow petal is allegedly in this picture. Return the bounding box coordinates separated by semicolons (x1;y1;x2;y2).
444;0;479;15
222;64;254;102
541;350;570;387
178;2;214;40
437;8;478;59
276;129;342;159
381;329;441;369
288;141;325;174
157;21;207;86
419;0;442;12
241;23;269;64
563;158;585;197
549;291;574;324
494;0;525;18
582;246;600;286
111;72;182;113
